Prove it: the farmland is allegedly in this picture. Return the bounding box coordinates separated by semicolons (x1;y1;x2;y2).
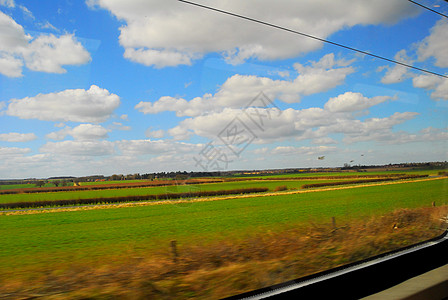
0;171;447;299
0;173;430;208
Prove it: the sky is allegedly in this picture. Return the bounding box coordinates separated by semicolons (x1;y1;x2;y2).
0;0;447;179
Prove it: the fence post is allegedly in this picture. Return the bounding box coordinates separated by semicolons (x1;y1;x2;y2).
171;240;178;263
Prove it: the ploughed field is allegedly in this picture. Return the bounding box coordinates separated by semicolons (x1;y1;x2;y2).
0;171;447;299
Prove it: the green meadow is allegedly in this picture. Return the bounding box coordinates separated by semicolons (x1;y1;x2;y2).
1;178;446;276
0;179;354;205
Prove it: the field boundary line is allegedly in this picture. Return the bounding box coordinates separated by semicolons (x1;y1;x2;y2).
1;176;446;216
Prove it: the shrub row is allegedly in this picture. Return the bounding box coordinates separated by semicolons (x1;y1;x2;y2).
301;174;428;189
257;174;407;181
273;185;288;192
0;187;269;210
0;179;227;195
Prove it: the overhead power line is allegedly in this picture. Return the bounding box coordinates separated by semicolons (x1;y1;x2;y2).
177;0;448;79
407;0;448;19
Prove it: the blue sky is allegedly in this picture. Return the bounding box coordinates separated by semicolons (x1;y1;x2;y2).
0;0;447;179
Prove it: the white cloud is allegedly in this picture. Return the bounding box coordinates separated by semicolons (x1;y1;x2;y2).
110;122;131;131
271;145;337;156
145;128;165;139
417;19;448;68
46;124;109;140
324;92;392;112
7;85;120;122
22;34;91;73
71;124;109;140
380;50;413;84
0;132;37;142
412;74;448;101
167;92;418;146
88;0;418;68
0;52;23;77
37;21;59;32
136;95;215;117
116;139;201;156
40;140;115;156
0;11;90;77
312;137;338;145
0;146;31;156
45;127;71;141
136;54;354;117
167;126;193;141
340;112;420;143
0;11;30;52
19;4;34;20
0;0;14;8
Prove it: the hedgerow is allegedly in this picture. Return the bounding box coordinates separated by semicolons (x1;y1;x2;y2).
0;187;269;209
301;174;428;189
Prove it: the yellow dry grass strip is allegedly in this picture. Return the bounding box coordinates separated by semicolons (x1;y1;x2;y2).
2;176;446;216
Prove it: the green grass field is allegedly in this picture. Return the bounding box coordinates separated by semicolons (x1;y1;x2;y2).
0;178;357;205
237;169;447;179
1;178;446;277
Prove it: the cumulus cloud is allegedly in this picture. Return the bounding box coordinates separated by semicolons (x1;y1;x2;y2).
417;19;448;68
412;74;448;101
40;140;115;156
166;91;416;146
136;96;214;117
0;132;37;142
0;53;23;77
71;124;109;140
0;11;90;77
22;34;90;73
116;139;201;156
88;0;417;68
340;112;420;143
324;92;392;112
7;85;120;122
45;128;71;141
136;54;354;117
311;137;338;145
380;50;414;84
0;146;31;156
46;124;109;141
271;145;337;155
145;128;165;139
0;0;14;8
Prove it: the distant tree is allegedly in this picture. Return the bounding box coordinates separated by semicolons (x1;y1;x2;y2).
35;181;45;188
53;181;60;187
175;174;188;181
61;180;68;187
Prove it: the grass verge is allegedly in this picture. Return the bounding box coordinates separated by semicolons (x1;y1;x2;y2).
1;205;446;299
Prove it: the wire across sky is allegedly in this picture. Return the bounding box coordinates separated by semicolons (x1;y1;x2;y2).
178;0;448;79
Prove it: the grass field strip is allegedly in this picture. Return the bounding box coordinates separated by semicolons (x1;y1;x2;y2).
2;176;445;216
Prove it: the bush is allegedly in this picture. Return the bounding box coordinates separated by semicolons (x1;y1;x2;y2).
273;185;287;192
0;187;269;210
301;174;428;189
